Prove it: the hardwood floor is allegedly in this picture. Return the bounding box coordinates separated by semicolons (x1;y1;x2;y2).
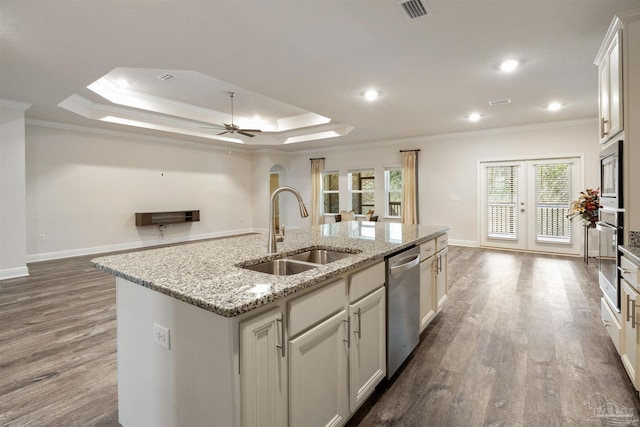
349;247;640;427
1;246;638;426
0;254;119;426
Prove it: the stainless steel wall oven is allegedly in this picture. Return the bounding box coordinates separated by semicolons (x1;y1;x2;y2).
598;209;623;311
598;139;624;311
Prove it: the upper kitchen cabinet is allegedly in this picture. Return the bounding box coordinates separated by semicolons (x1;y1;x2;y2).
596;28;622;144
596;9;640;244
595;9;640;145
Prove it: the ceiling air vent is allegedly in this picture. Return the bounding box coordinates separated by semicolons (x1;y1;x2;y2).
156;73;175;82
398;0;430;20
488;98;511;106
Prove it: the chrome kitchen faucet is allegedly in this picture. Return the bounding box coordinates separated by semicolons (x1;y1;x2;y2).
268;186;309;254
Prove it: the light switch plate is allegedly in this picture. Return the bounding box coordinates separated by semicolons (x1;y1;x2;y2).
153;323;170;349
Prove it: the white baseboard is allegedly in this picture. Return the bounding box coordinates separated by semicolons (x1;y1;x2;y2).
26;228;259;263
588;249;599;258
0;265;30;280
449;239;478;247
24;232;478;264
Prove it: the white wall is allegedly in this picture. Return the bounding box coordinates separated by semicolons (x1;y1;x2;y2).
25;123;255;260
18;118;601;262
0;101;30;278
284;120;601;247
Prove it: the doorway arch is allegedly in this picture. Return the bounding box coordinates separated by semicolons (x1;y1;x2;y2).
270;164;287;232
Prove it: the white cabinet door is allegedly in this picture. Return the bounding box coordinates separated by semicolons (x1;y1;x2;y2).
599;30;623;143
289;310;349;427
622;279;639;390
598;50;611;143
419;255;436;332
435;247;448;311
240;308;287;427
349;287;386;412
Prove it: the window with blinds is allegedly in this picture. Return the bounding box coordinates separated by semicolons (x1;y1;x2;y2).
535;162;572;243
486;165;518;240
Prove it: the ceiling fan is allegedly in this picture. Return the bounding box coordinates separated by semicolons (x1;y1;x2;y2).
202;92;262;138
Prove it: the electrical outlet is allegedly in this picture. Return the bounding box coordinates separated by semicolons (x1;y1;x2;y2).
153;323;170;349
39;234;46;242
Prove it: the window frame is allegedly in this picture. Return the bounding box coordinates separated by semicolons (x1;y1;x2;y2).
321;170;340;215
384;167;402;218
347;169;375;216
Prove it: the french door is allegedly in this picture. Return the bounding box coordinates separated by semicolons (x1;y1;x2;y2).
480;157;581;255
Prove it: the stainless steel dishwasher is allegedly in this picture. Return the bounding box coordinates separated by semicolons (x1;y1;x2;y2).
386;245;421;379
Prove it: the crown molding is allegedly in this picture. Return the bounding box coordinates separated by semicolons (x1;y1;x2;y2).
290;117;598;156
25;119;254;155
0;99;32;111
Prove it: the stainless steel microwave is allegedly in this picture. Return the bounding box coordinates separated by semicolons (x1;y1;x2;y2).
600;139;623;210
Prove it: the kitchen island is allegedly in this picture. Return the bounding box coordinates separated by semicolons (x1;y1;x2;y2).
92;221;449;427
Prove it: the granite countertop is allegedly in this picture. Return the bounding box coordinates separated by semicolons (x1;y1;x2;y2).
620;245;640;265
92;222;449;317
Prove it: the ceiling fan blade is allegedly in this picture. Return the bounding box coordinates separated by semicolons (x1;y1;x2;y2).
239;129;262;133
238;131;256;138
217;131;230;136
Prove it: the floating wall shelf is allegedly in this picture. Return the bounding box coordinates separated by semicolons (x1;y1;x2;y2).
135;210;200;226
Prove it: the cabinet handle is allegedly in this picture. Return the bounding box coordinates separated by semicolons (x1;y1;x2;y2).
276;316;285;357
618;266;630;274
627;294;633;324
601;117;609;138
634;301;639;329
354;308;362;338
343;318;350;347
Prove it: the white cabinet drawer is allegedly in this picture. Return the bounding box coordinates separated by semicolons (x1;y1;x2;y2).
436;234;448;252
620;256;639;289
289;278;346;337
348;262;385;303
602;297;622;355
420;239;436;260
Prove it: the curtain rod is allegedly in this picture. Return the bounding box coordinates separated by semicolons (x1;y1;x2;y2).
310;157;325;160
399;149;421;153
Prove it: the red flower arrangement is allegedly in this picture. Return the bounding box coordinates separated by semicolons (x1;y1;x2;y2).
567;188;600;226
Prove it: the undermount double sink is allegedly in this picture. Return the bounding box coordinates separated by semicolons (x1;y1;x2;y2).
242;248;359;276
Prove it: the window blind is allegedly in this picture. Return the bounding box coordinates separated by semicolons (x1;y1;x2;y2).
486;165;518;240
535;162;572;243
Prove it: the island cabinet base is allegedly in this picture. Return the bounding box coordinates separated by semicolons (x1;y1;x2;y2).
116;277;242;427
115;259;389;427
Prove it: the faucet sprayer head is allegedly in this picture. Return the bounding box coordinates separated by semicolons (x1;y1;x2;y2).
299;203;309;218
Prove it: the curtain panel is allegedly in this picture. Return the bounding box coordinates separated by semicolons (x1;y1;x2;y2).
310;158;324;226
401;151;418;224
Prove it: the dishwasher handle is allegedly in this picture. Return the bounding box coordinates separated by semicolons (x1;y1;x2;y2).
389;254;420;276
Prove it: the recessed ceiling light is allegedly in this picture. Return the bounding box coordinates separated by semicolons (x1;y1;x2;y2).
364;89;379;101
547;102;562;111
500;59;519;72
468;112;481;122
